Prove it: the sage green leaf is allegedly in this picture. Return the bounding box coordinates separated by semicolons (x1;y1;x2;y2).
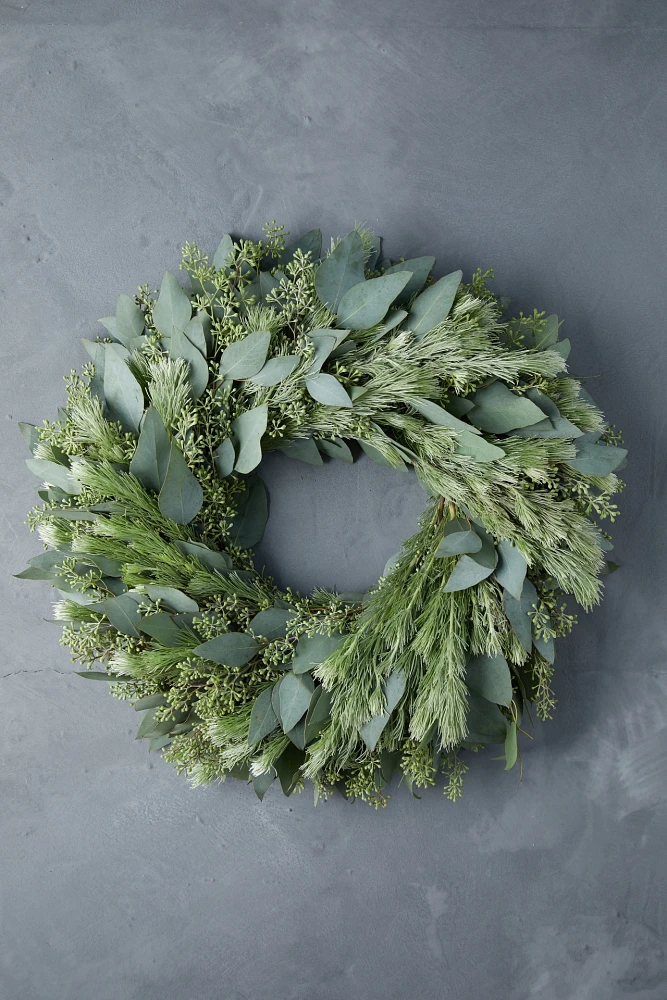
384;256;435;304
75;671;132;681
503;578;538;652
436;519;482;557
242;272;279;308
229;475;268;547
170;328;208;399
232;403;268;473
359;670;406;751
533;630;555;663
306;333;337;373
133;603;181;640
494;539;527;600
129;406;170;492
566;438;627;476
535;314;560;350
135;707;162;740
98;316;119;340
271;677;283;723
184;315;207;355
407;269;462;338
291;632;344;674
157;443;203;524
220;330;271;379
504;722;518;769
409;397;480;434
304;686;332;743
133;692;169;712
371;308;408;340
249;354;299;386
116;293;144;343
447;396;475;417
317;437;354;463
18;422;40;454
252;768;276;800
358;440;405;468
551;339;571;363
213;437;235;478
103;344;144;432
305;373;353;407
465;653;513;707
467;382;545;434
314;231;365;311
277;228;322;266
274;743;306;795
25;459;82;495
279;671;315;733
143;587;198;613
366;233;381;270
465;693;509;744
194;631;259;667
213;233;235;270
174;539;232;574
285;716;307;750
248;687;279;745
98;593;143;637
279;437;324;465
337;272;412;330
249;608;296;641
454;430;505;463
513;388;582;439
443;528;497;592
77;553;124;576
15;549;64;581
153;271;192;336
148;734;172;752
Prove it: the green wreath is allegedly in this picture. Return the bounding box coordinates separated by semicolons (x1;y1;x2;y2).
18;223;626;806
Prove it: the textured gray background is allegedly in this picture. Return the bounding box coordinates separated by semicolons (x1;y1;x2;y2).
1;2;666;998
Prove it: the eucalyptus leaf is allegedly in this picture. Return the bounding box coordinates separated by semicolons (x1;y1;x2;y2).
285;716;307;750
314;231;366;311
18;422;40;454
371;308;408;340
274;742;306;795
184;315;208;355
133;692;169;712
357;439;405;468
409;397;480;434
443;527;497;592
129;407;170;493
25;459;82;495
454;431;505;463
305;373;353;408
383;256;435;304
75;671;132;681
232;403;268;474
467;382;546;434
252;769;276;800
229;475;268;547
169;328;208;399
220;330;271;380
278;437;324;465
407;270;462;338
213;437;235;479
504;722;518;769
359;670;406;751
248;687;279;745
291;632;344;675
533;628;555;664
337;272;412;330
98;593;144;637
277;228;322;266
304;686;332;743
306;333;337;374
248;608;297;641
503;578;538;652
359;713;390;752
436;519;483;556
116;293;144;342
212;233;235;270
143;587;198;613
249;354;299;386
103;344;144;432
148;734;172;752
174;540;232;575
465;693;509;744
494;539;528;600
465;653;513;707
279;671;315;733
566;438;627;476
157;442;203;524
153;271;192;336
317;437;354;463
194;631;259;667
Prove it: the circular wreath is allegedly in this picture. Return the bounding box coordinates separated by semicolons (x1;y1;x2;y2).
19;223;626;806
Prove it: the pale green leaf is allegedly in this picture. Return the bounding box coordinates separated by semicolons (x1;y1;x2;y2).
157;442;203;524
248;687;279;745
143;587;198;613
305;373;353;407
213;437;235;478
249;355;299;386
504;722;518;769
25;458;82;495
383;256;435;304
221;330;271;380
232;403;268;474
454;430;505;463
279;437;324;465
494;539;527;600
248;608;296;641
317;437;354;463
407;269;462;338
467;382;545;434
116;293;144;342
279;671;314;733
503;578;538;652
466;653;513;707
170;328;208;399
291;632;344;674
153;271;192;335
103;344;144;432
314;231;365;311
228;475;268;547
436;518;483;556
129;406;170;493
336;272;412;330
212;234;235;270
194;631;259;667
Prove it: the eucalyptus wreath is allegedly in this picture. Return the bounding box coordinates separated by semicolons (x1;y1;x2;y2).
18;223;626;806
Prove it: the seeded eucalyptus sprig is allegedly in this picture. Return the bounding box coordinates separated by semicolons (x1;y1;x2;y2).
17;223;626;806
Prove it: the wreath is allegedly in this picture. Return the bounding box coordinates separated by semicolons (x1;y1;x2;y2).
18;223;626;806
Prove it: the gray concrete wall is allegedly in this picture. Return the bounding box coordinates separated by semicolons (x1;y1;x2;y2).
1;2;666;998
